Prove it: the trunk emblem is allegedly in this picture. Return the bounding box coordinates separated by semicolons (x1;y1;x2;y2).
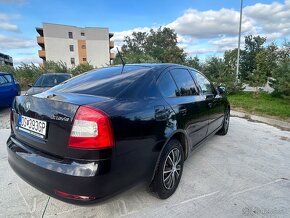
25;102;31;112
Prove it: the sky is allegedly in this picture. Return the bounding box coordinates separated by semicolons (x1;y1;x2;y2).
0;0;289;66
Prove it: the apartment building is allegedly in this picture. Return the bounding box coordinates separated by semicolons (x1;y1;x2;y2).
36;23;115;68
0;52;13;66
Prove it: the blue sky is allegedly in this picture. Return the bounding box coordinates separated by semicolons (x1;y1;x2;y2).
0;0;289;65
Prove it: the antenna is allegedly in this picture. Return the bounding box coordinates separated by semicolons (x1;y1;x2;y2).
116;47;125;67
116;47;125;74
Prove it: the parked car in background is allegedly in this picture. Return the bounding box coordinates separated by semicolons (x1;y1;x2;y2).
26;73;72;95
7;64;230;204
0;72;20;108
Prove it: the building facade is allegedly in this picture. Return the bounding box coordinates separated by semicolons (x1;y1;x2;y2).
36;23;115;68
0;53;13;66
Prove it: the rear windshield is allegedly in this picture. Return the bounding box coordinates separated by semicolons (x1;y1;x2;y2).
50;66;151;97
34;74;71;87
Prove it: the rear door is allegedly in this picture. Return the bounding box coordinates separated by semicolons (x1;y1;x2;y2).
158;68;209;149
193;71;225;135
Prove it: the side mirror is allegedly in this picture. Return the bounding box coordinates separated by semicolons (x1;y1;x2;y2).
28;83;33;88
217;85;226;94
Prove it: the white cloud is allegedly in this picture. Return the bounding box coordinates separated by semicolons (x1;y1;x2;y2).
0;34;36;49
13;56;42;66
244;0;290;37
0;13;20;32
167;8;255;39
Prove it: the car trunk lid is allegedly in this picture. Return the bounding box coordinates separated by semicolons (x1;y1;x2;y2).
12;91;113;159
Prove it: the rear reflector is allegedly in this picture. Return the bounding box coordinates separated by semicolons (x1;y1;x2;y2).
55;190;96;201
10;110;13;130
68;105;114;149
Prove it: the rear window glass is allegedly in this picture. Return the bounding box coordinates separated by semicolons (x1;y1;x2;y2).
34;74;71;87
50;66;151;97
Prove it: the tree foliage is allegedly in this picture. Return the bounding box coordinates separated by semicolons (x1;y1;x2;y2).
0;61;94;89
240;35;267;81
114;27;186;64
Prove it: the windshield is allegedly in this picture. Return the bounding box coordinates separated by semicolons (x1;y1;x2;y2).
50;66;151;97
34;74;71;87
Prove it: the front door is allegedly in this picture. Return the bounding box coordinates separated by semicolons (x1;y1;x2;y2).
193;72;225;135
158;68;209;149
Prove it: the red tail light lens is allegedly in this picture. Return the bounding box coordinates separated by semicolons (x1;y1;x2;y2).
68;105;114;149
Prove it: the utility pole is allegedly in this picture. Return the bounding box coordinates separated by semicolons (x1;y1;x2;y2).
236;0;243;82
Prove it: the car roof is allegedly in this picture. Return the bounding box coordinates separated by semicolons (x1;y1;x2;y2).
40;73;71;76
41;73;71;75
0;72;12;75
113;63;193;72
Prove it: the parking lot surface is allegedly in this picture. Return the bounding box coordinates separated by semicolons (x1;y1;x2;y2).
0;108;290;218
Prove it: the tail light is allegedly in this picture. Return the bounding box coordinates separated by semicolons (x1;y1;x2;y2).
68;105;114;149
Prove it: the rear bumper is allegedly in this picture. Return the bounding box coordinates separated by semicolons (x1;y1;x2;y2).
7;136;117;205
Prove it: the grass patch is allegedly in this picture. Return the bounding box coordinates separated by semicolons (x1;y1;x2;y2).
228;92;290;121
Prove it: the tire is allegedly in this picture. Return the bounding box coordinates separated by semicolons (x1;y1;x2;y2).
151;139;184;199
216;109;230;135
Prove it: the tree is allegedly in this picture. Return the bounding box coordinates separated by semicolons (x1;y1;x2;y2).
270;41;290;98
240;35;267;81
224;49;244;93
248;50;269;94
71;63;94;76
185;56;203;71
114;27;187;64
145;27;186;64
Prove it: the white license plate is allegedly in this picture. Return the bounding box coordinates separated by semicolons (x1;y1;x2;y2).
18;115;47;138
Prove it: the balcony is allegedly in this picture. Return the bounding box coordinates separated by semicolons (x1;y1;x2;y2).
109;41;114;49
37;36;44;45
36;27;44;36
38;50;46;58
110;53;115;60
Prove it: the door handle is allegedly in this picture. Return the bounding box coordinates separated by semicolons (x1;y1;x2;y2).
179;108;187;116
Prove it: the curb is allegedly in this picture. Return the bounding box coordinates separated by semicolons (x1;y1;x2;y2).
231;110;290;131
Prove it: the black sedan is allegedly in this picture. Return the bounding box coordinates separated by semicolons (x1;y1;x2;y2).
7;64;230;204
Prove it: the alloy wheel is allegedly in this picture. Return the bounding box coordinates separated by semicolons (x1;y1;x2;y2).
162;148;182;190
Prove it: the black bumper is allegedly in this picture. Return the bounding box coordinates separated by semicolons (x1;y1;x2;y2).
7;136;117;205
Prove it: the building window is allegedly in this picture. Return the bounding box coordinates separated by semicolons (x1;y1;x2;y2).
68;32;73;39
81;32;85;36
81;45;86;49
83;58;87;61
71;58;75;65
69;45;74;52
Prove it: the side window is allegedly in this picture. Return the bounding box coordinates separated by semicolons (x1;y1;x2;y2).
194;72;214;95
158;72;178;97
4;75;13;83
0;75;9;85
170;69;199;96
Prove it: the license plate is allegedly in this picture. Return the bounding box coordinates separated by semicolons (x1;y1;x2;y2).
18;115;47;139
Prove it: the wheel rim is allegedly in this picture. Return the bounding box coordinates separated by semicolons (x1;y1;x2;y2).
163;148;182;190
224;111;230;130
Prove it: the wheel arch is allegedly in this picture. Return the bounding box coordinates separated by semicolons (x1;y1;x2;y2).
150;129;190;183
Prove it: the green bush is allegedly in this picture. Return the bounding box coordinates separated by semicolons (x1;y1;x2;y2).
0;61;95;90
